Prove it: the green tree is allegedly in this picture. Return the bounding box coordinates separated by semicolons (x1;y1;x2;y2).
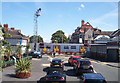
29;35;43;43
5;44;12;60
2;33;12;38
51;30;68;43
25;43;31;56
16;45;22;59
2;40;9;46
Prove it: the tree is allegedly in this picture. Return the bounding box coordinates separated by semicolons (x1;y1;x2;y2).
2;33;12;38
51;30;68;43
5;44;12;60
29;35;43;43
16;45;22;59
25;43;31;56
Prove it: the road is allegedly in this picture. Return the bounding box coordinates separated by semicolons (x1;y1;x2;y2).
1;55;119;83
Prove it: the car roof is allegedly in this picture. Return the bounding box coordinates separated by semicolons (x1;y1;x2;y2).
78;59;90;62
52;58;61;61
83;73;105;80
72;56;81;58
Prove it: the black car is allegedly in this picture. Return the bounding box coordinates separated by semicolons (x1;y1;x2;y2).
81;73;107;83
29;51;42;58
45;70;66;83
74;59;94;75
50;58;64;69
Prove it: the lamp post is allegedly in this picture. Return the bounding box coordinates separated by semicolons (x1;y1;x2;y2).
34;8;41;51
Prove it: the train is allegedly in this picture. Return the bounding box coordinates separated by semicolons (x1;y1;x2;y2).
30;43;86;55
30;43;119;61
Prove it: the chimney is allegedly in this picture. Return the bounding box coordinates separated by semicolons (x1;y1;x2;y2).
3;24;8;32
11;27;15;30
81;20;84;26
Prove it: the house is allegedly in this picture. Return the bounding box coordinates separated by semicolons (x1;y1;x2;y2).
84;29;94;44
70;20;113;44
3;24;29;54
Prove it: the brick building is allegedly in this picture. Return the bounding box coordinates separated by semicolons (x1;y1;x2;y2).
70;20;113;44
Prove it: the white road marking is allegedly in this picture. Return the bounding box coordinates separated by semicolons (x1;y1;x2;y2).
32;58;41;60
93;70;97;73
42;64;50;67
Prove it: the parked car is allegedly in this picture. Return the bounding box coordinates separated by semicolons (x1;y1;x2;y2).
81;73;107;83
74;59;94;75
45;70;66;83
29;51;42;58
68;56;81;66
50;58;64;70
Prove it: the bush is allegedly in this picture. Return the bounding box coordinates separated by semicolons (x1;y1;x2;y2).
15;58;31;73
0;60;14;68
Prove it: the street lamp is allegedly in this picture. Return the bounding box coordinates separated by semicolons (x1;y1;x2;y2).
34;8;41;51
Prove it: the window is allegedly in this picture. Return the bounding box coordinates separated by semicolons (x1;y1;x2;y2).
71;46;76;49
64;46;69;49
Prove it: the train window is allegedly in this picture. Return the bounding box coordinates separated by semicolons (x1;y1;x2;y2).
64;46;69;49
71;46;76;49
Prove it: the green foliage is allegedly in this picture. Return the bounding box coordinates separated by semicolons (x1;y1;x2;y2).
0;60;4;71
5;44;12;60
2;33;12;38
51;30;68;43
25;43;31;56
30;35;43;43
16;45;22;55
2;40;9;46
15;58;31;73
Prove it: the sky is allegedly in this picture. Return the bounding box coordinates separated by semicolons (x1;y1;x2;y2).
2;2;118;42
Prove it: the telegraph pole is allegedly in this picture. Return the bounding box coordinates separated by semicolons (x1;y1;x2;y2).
34;8;41;51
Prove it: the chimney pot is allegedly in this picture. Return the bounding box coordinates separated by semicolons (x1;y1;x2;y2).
11;27;15;30
81;20;84;26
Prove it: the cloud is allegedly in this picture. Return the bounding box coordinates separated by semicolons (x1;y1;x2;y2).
44;38;51;43
81;4;85;8
89;8;118;30
78;3;85;11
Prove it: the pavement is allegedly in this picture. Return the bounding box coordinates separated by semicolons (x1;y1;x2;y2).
88;58;120;68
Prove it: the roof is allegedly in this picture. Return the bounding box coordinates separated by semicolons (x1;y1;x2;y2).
110;29;120;37
72;56;81;58
4;29;28;39
83;73;105;80
94;35;110;40
100;31;113;35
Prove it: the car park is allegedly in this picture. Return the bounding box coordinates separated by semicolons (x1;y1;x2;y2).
68;56;81;66
50;58;64;70
45;70;66;83
81;73;107;83
74;59;94;75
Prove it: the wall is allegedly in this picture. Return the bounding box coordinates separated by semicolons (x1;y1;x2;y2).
6;38;27;46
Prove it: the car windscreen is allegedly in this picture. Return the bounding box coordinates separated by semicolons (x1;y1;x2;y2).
80;61;91;65
52;60;61;63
